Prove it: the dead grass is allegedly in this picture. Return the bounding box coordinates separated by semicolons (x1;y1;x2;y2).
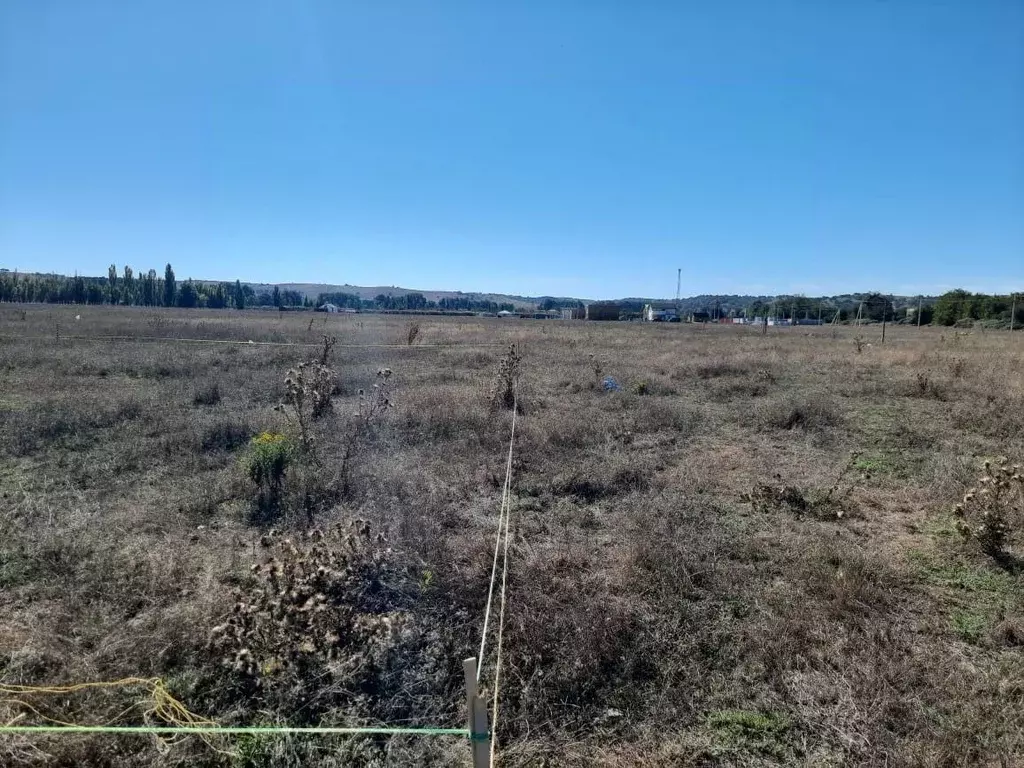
0;307;1022;766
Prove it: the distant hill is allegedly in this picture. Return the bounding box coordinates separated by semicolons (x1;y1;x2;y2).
240;281;543;310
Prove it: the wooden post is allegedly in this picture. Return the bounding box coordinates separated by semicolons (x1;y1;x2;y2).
1011;294;1017;332
917;296;923;329
463;658;491;768
880;305;886;344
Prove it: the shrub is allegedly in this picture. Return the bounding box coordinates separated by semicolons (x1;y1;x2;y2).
192;382;222;406
201;419;253;453
759;395;841;433
243;432;294;522
406;321;421;346
691;360;755;379
748;453;865;520
489;343;521;411
206;522;417;722
911;371;945;400
278;341;338;450
356;368;394;430
954;458;1023;557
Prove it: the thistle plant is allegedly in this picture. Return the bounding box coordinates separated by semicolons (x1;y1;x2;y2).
955;458;1023;557
490;344;521;410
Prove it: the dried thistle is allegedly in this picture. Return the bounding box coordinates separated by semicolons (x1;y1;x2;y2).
955;457;1023;557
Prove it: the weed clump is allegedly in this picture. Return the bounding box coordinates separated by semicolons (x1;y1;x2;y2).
207;521;416;722
406;321;421;346
276;336;338;450
201;419;252;453
912;371;945;399
192;382;222;406
749;454;866;520
489;343;521;411
243;432;294;522
760;395;841;433
955;458;1023;558
356;368;394;429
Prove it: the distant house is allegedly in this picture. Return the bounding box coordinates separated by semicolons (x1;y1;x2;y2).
317;303;339;313
643;303;679;322
497;310;515;318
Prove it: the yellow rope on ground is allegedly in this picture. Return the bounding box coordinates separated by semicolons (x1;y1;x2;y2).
0;677;217;729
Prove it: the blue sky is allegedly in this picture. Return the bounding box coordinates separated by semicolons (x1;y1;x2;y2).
1;1;1021;299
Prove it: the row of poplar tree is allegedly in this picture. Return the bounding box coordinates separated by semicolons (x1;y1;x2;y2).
0;265;306;309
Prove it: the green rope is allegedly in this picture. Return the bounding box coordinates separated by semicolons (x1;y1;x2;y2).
0;725;472;737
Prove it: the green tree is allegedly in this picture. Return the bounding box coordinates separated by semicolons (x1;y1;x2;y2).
107;264;118;304
858;292;893;322
272;285;282;308
234;279;246;310
177;280;198;308
933;290;971;326
163;264;176;307
207;282;228;309
122;266;135;305
70;275;86;303
140;269;157;306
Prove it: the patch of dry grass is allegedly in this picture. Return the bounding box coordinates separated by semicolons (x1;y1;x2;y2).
0;306;1022;766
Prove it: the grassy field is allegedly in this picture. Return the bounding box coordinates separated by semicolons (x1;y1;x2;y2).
1;305;1022;767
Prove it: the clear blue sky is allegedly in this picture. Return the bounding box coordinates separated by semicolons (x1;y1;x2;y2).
1;1;1021;299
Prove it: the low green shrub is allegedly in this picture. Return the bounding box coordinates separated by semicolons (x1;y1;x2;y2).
242;432;294;523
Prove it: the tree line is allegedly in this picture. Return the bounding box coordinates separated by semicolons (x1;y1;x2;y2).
743;291;1020;327
0;265;519;313
314;291;516;313
0;265;307;310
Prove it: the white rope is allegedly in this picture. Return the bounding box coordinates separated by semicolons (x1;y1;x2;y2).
489;390;516;765
0;334;507;349
476;386;518;680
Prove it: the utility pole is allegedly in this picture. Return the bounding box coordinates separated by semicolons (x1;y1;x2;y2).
917;296;923;329
675;268;681;319
1011;293;1017;332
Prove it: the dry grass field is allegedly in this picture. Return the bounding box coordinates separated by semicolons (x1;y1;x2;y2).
1;305;1022;767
